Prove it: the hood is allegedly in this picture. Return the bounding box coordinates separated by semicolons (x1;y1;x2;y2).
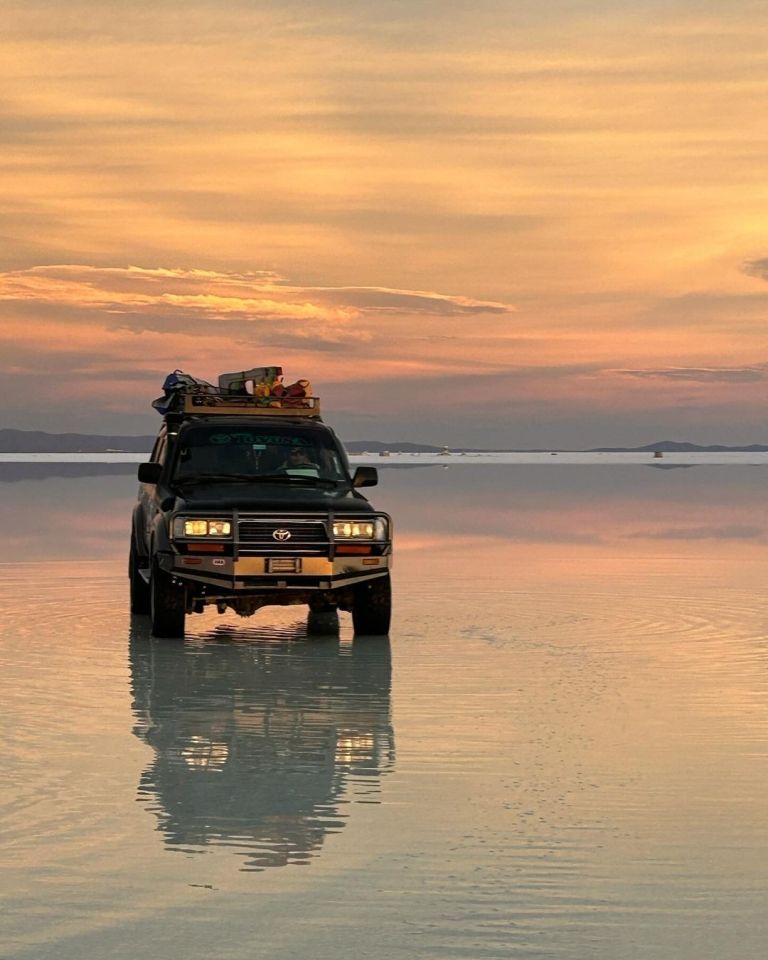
167;480;374;514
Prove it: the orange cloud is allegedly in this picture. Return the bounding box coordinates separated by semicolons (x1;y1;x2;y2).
0;264;512;326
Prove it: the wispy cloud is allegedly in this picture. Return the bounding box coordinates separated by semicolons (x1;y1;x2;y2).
623;525;764;541
0;264;512;326
612;363;768;383
741;258;768;282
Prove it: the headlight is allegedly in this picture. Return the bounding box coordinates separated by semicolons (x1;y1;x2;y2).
173;518;232;538
332;517;388;540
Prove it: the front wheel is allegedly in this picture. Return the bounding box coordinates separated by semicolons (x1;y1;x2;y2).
307;607;340;636
129;540;151;615
150;560;186;638
351;574;391;636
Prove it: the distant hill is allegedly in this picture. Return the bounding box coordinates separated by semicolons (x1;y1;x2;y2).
0;429;154;453
590;440;768;453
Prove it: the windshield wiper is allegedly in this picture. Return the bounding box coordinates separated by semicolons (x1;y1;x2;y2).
245;473;340;488
172;473;255;486
173;472;340;489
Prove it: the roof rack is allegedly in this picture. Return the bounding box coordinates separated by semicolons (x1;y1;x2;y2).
153;368;321;419
180;390;321;418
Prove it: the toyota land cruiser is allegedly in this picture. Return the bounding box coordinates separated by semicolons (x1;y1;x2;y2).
129;378;392;638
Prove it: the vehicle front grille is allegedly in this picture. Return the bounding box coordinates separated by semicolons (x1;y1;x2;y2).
238;517;329;555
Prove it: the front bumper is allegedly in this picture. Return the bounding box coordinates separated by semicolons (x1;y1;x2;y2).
160;552;390;592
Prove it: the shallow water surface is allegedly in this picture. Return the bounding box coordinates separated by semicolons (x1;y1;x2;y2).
2;464;768;958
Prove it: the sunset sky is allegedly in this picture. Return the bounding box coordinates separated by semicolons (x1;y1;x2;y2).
2;0;767;447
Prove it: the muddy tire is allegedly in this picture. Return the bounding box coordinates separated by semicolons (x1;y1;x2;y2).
351;574;391;636
129;540;151;615
150;560;186;638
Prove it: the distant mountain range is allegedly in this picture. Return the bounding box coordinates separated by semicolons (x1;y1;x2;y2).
0;429;156;453
589;440;768;453
2;429;768;454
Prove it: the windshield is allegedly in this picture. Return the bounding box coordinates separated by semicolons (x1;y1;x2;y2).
171;424;349;483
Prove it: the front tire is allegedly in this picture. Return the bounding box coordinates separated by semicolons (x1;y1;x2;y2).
150;560;186;638
307;607;340;636
351;574;391;636
129;540;151;615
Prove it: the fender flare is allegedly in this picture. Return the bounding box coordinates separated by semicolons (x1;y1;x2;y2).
151;513;174;573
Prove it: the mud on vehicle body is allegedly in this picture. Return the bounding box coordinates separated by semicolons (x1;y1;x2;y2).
130;379;392;639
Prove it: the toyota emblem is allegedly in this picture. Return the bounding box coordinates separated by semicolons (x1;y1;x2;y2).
272;528;292;541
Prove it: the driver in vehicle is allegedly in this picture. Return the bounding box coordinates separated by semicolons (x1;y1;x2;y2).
281;447;320;476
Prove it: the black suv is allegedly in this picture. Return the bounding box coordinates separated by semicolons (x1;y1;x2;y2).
129;407;392;638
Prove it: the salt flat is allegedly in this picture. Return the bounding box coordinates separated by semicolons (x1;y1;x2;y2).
2;465;768;960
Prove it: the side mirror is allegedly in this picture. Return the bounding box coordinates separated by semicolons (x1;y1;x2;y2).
138;462;162;484
352;466;378;488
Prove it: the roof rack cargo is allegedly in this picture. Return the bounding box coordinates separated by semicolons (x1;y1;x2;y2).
152;367;321;419
180;390;321;417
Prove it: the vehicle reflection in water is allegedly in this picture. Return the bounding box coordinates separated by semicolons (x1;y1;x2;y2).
129;621;394;871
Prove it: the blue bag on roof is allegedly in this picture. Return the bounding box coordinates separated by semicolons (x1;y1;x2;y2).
152;370;215;414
